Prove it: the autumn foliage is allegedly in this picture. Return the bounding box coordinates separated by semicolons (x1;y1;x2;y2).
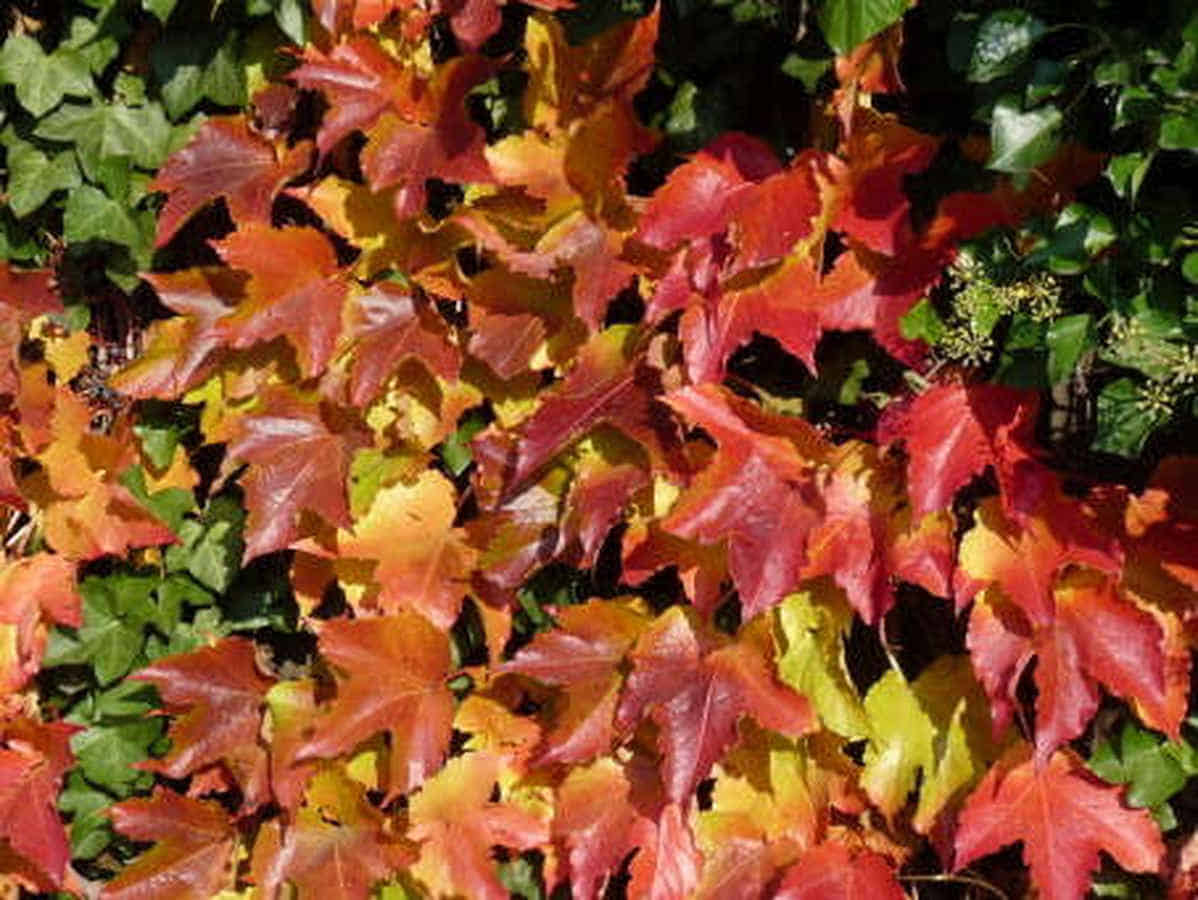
1;2;1197;899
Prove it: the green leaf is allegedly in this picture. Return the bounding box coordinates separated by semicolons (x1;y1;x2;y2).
899;296;947;344
987;97;1061;173
1045;314;1091;385
164;494;246;594
1114;86;1161;130
2;137;81;218
70;717;163;796
151;30;247;121
63;184;142;250
44;574;161;685
0;35;94;117
1182;251;1198;285
1027;203;1117;275
968;9;1046;83
58;771;115;859
781;54;832;92
1159;109;1198;151
35;101;174;179
274;0;307;44
1089;721;1193;829
1092;378;1170;457
62;15;126;75
1105;151;1154;202
818;0;908;55
142;0;179;21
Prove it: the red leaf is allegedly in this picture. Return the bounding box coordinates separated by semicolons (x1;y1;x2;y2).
226;388;369;560
134;637;274;810
296;614;454;799
0;264;59;398
0;718;77;889
662;384;829;618
955;745;1164;900
0;554;80;692
775;842;905;900
103;789;237;900
150;117;310;247
468;310;547;381
215;225;349;378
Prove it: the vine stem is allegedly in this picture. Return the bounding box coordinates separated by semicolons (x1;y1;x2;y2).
899;871;1010;900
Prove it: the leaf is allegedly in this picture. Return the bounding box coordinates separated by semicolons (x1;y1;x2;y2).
818;0;909;55
150;28;246;120
336;471;476;628
1045;313;1092;385
0;35;93;117
214;225;348;377
491;326;681;503
251;766;414;900
63;184;145;253
134;637;274;809
775;842;905;900
968;10;1047;83
35;101;175;182
2;139;81;219
0;718;78;890
501;600;649;765
163;494;245;595
226;387;369;560
408;751;550;900
1089;721;1195;826
955;745;1165;900
988;96;1062;174
959;501;1184;762
1092;377;1169;458
0;264;60;397
614;607;813;803
0;554;81;692
148;117;311;246
662;384;828;618
296;614;454;799
1159;109;1198;150
103;789;236;900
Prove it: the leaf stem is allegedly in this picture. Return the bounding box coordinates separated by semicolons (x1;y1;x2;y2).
899;872;1010;900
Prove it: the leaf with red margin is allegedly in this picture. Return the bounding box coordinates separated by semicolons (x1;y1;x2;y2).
226;387;369;561
360;55;494;217
468;310;546;380
133;637;274;810
336;471;476;629
501;599;649;765
290;37;420;155
775;842;905;900
0;718;77;890
490;326;682;504
408;750;550;900
0;554;81;693
955;744;1164;900
662;384;829;618
0;264;59;398
615;607;814;804
103;789;237;900
340;284;461;406
959;499;1184;762
215;225;349;379
149;118;310;247
296;614;454;799
627;800;701;899
1123;456;1198;595
251;765;414;900
110;268;240;399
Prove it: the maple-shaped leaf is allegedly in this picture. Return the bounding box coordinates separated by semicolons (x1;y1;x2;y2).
775;842;905;900
150;117;311;247
0;554;80;692
1122;456;1198;597
408;750;550;900
0;264;59;397
955;744;1164;900
296;614;454;799
110;268;240;399
226;387;369;560
360;55;495;217
133;637;274;810
103;788;236;900
860;657;1000;830
338;283;461;406
959;499;1184;762
214;225;349;378
251;765;414;900
262;679;320;815
662;384;829;618
487;326;682;504
500;599;650;765
615;606;814;803
335;471;475;628
0;717;78;890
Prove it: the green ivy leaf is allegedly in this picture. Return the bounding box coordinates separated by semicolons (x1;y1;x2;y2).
63;184;142;250
1105;151;1154;202
1159;109;1198;151
1045;314;1092;385
1027;203;1117;275
818;0;908;56
1182;251;1198;285
987;96;1061;174
35;101;174;180
58;771;115;860
142;0;179;22
1092;377;1170;457
274;0;307;45
968;9;1046;83
44;574;162;685
2;137;81;218
1089;721;1196;829
151;30;247;121
164;495;246;595
0;35;94;117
